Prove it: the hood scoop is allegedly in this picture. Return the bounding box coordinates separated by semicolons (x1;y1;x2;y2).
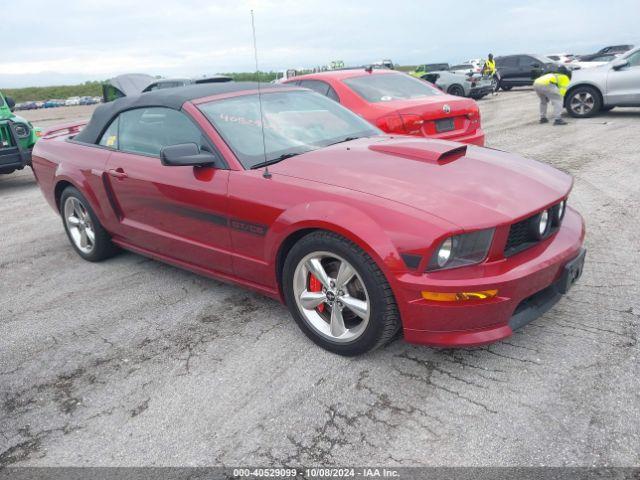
369;140;467;165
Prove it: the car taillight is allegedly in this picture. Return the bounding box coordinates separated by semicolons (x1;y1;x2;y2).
467;110;481;124
400;114;424;134
376;114;424;135
376;114;405;134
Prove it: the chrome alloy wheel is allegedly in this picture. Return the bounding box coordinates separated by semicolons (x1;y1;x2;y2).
570;91;595;115
63;197;95;254
293;251;370;343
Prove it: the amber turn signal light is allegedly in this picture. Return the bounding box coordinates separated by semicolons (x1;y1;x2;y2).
421;289;498;302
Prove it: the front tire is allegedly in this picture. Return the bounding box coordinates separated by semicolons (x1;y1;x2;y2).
60;186;118;262
447;84;465;97
500;84;513;91
282;231;400;356
566;86;602;118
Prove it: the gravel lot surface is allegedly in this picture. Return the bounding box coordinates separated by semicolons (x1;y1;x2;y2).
1;93;639;467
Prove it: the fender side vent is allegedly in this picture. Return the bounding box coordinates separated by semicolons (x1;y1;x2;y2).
401;253;422;270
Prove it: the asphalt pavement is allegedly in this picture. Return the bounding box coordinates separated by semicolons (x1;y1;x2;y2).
1;93;638;467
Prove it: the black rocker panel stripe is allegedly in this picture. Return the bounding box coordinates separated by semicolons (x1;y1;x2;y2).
161;203;268;236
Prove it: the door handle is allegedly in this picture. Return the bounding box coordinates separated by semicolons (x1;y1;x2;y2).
107;168;127;179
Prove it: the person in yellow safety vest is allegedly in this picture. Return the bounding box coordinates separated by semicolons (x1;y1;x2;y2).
482;54;500;94
533;65;572;125
482;54;496;75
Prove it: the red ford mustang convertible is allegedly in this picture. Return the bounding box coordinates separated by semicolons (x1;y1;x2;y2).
32;82;585;355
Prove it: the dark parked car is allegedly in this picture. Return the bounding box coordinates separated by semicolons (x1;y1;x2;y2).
43;99;65;108
495;54;557;90
18;101;38;111
578;45;634;62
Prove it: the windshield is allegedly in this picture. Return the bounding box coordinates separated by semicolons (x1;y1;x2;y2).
343;73;441;103
199;90;380;169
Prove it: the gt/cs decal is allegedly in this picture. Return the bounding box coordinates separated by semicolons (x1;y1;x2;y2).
229;219;268;236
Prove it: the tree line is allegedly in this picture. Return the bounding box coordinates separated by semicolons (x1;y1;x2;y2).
2;73;282;102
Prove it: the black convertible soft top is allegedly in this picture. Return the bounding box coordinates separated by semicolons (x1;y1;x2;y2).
76;82;289;144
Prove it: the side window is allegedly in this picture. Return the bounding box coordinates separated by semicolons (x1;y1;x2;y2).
99;117;119;148
298;80;340;103
298;80;330;96
627;51;640;67
326;85;340;103
497;56;517;67
118;107;205;157
519;56;539;67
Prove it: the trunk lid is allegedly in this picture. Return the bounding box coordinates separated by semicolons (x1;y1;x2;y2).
370;95;480;139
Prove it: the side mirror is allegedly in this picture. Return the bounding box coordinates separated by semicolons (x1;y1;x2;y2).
5;96;16;112
612;58;629;70
160;143;219;167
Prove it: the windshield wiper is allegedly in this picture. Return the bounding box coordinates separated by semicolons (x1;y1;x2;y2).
327;136;362;146
250;152;302;170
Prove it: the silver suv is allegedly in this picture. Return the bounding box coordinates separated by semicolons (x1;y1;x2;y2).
566;47;640;117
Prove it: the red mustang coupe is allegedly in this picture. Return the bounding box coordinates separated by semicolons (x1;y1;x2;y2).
284;69;485;146
32;82;585;355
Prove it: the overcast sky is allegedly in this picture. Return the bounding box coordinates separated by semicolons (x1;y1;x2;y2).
2;0;638;88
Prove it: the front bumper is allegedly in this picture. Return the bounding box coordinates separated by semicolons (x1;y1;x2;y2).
0;121;31;172
396;207;585;347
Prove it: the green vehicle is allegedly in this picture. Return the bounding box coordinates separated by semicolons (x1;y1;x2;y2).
409;63;451;79
0;91;40;175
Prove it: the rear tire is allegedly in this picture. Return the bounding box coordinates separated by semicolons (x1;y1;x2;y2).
282;231;400;356
0;168;16;175
566;86;602;118
60;186;118;262
447;84;465;97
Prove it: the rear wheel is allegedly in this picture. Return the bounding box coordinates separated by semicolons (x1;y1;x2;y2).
566;86;602;118
60;186;118;262
447;84;465;97
283;231;400;356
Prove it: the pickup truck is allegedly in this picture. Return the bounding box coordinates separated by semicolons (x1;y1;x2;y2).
1;91;40;175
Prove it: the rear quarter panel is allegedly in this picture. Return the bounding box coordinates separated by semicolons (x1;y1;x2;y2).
32;137;113;222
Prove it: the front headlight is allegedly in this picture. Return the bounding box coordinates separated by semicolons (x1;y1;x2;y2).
13;123;30;139
537;209;550;237
556;200;566;222
436;237;453;267
428;228;495;271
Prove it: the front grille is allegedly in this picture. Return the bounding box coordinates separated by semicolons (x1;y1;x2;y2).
504;203;563;257
0;123;15;147
504;217;535;256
